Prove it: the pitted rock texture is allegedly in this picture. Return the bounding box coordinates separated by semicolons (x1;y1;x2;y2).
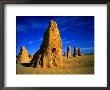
31;20;63;68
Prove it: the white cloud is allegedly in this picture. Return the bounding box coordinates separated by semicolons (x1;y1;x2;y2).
62;38;75;44
27;37;43;44
58;17;77;25
28;41;34;44
60;26;71;31
81;47;94;50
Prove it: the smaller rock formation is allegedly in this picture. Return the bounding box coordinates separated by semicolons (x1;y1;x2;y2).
67;46;71;58
78;48;81;56
17;46;30;63
29;54;33;61
64;52;66;56
73;46;78;57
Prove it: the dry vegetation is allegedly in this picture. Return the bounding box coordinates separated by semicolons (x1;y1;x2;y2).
16;55;94;74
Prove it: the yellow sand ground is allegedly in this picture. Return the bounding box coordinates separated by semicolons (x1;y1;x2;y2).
16;55;94;74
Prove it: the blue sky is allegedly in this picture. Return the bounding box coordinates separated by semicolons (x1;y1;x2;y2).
16;16;94;55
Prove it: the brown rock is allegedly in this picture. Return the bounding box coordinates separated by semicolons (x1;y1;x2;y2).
78;48;81;56
73;46;78;57
67;46;71;58
17;46;30;63
31;20;62;68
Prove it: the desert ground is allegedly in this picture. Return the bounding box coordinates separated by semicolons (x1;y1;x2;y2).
16;55;94;74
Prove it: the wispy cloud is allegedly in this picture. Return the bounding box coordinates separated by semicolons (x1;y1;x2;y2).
30;20;48;29
16;24;27;32
36;37;43;42
16;19;48;32
62;38;66;41
63;40;74;44
58;17;77;25
60;26;71;31
62;38;75;44
76;40;94;46
81;47;94;50
28;41;35;44
27;37;43;44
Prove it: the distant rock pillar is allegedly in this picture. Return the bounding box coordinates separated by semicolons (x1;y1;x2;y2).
67;46;71;58
73;46;78;57
64;52;66;56
78;48;81;56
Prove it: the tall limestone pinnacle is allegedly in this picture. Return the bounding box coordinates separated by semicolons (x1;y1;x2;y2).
31;20;63;68
17;46;30;63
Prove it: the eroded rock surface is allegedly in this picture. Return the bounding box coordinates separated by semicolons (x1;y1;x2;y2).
31;20;63;68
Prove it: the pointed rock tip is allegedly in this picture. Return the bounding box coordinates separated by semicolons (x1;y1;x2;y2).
21;46;26;49
69;45;70;47
50;19;55;23
50;20;57;25
21;46;25;48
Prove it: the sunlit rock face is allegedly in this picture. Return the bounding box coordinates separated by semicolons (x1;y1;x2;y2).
17;46;30;63
31;20;63;68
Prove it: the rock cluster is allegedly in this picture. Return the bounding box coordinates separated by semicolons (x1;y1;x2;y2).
31;20;63;68
67;46;71;58
17;46;30;63
73;46;82;57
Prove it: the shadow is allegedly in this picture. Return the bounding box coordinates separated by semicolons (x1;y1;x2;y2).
21;63;31;67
